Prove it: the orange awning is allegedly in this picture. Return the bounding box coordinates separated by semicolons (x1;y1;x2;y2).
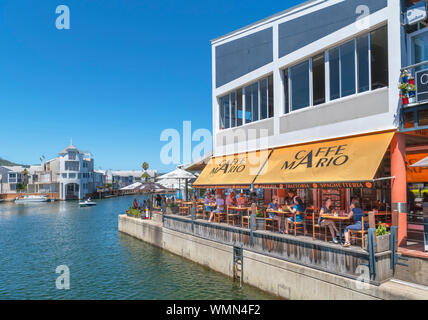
253;131;395;189
193;150;271;188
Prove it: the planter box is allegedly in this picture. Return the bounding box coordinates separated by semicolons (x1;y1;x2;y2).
364;233;391;253
166;207;179;215
255;217;265;230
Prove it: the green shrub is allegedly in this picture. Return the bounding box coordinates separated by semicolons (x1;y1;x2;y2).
376;222;390;237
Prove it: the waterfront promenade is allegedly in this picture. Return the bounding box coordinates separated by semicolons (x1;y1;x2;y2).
119;212;428;300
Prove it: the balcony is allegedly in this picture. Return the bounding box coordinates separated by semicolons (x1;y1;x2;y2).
400;60;428;132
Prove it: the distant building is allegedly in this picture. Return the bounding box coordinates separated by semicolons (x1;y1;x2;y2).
106;170;157;189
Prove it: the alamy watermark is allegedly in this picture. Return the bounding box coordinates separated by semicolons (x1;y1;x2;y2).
56;265;70;290
56;5;70;30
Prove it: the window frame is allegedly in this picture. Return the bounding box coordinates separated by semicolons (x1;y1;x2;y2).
283;24;387;115
218;74;274;130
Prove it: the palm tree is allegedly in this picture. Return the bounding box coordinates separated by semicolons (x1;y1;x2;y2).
142;162;150;182
142;162;149;171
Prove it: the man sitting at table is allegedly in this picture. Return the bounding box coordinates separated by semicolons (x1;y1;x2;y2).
237;193;247;207
342;200;368;247
319;198;340;244
267;197;283;233
226;191;236;207
208;194;225;223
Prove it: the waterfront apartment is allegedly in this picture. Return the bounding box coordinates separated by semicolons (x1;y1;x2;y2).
0;143;105;200
194;0;428;253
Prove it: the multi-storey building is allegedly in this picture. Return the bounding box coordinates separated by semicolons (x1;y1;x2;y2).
195;0;428;249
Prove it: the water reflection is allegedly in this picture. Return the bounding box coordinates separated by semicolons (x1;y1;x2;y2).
0;196;277;300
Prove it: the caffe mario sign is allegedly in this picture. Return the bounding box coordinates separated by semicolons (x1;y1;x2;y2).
280;144;349;171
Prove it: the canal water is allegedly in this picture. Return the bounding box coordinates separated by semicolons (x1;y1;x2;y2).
0;195;276;300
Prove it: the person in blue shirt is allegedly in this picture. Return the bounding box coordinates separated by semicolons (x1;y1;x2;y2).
285;196;306;235
343;200;368;247
267;197;283;232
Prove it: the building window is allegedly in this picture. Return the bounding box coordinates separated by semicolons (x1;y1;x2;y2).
237;88;243;126
329;47;340;101
410;29;428;70
370;25;388;90
290;60;310;111
68;151;76;160
65;161;79;171
341;40;356;97
312;53;325;105
218;75;273;130
284;25;388;114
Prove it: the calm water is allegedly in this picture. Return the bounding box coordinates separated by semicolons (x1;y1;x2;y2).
0;196;276;300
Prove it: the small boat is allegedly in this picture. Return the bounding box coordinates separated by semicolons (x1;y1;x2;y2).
79;198;97;207
15;195;50;204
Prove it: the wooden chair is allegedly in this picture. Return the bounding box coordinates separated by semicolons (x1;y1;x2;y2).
286;210;307;236
264;209;280;232
226;206;240;226
179;206;190;216
214;205;226;223
348;217;368;248
312;211;328;241
242;207;254;229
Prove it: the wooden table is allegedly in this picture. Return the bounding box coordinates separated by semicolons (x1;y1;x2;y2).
320;214;351;243
179;201;193;216
227;206;251;226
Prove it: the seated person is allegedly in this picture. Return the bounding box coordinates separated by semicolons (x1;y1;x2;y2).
343;200;369;247
267;197;283;232
208;195;225;222
319;198;340;244
204;192;215;216
133;198;139;209
226;192;237;207
285;197;306;235
236;193;248;207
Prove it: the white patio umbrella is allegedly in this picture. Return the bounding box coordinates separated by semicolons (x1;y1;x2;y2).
410;156;428;167
157;167;196;200
120;182;142;191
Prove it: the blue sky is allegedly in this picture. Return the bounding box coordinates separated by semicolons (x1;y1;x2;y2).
0;0;301;172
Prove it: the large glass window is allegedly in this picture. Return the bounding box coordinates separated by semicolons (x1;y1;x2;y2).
290;60;310;111
268;74;274;117
237;88;243;126
251;82;259;122
244;86;252;123
411;30;428;71
340;40;356;97
218;75;273;129
312;53;325;105
231;92;237;128
283;70;289;114
371;25;388;90
283;25;388;114
329;47;340;101
260;78;268;120
357;34;370;93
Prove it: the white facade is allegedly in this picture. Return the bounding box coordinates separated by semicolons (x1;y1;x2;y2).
211;0;403;157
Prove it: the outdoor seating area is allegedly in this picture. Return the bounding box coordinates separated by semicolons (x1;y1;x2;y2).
165;187;393;250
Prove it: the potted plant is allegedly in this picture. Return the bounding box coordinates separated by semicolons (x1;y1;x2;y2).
364;222;391;253
166;202;179;215
255;209;265;230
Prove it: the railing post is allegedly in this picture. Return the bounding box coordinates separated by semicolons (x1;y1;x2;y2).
161;199;165;223
367;227;377;280
191;200;195;233
250;203;256;246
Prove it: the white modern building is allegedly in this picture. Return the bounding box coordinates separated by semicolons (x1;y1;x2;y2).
194;0;428;249
211;0;398;156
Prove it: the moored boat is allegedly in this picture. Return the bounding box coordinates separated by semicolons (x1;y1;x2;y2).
15;195;50;204
79;198;97;207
